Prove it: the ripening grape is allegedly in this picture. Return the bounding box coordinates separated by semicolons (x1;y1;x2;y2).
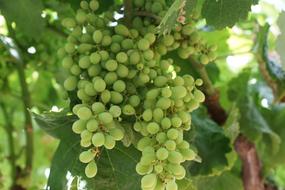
79;150;95;163
141;173;157;189
92;132;105;147
85;161;98;178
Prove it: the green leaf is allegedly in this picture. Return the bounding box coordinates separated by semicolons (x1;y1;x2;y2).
32;112;76;139
227;70;281;154
185;107;231;176
201;0;255;29
158;0;184;34
0;0;45;39
193;171;243;190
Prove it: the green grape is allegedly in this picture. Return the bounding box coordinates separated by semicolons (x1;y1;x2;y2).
121;39;134;50
77;107;92;120
130;50;141;64
141;174;157;189
160;117;171;129
164;140;176;151
104;135;116;149
88;64;101;77
76;10;87;24
98;112;113;124
104;72;118;85
79;150;95;163
101;35;112;46
134;0;145;7
90;52;101;64
200;54;209;65
80;139;91;147
171;117;182;128
62;56;73;69
84;82;96;96
109;127;124;140
134;122;143;132
167;128;179;140
70;64;81;76
113;80;126;92
173;76;184;86
154;164;163;174
92;132;105;147
151;2;162;13
77;89;91;101
156;44;167;55
146;122;160;134
101;90;111;104
140;154;156;166
111;43;121;53
62;18;76;28
80;1;89;9
156;132;167;144
89;0;99;11
129;95;141;107
78;43;93;53
136;163;153;175
93;78;106;92
168;151;183;164
92;102;105;114
85;161;98;178
109;105;121;118
99;50;109;61
143;50;154;60
138;39;150;51
177;140;190;149
105;59;118;71
156;147;169;160
193;89;205;102
116;64;129;78
161;87;172;98
156;97;171;110
142;146;155;156
153;108;163;122
154;180;165;190
180;149;196;160
116;52;128;63
145;89;159;99
145;33;156;44
208;51;217;61
162;35;174;47
166;180;177;190
142;109;152;121
122;104;136;115
110;91;123;104
115;24;130;36
171;86;187;99
72;119;86;134
81;130;93;140
137;137;153;151
64;76;77;91
86;119;99;132
195;78;203;86
154;76;168;87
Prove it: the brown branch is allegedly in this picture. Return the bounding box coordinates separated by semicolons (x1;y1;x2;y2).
124;0;133;27
189;56;265;190
235;135;265;190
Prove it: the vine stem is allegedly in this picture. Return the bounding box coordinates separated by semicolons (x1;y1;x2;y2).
15;59;34;174
135;11;162;23
0;102;17;187
189;56;265;190
124;0;133;27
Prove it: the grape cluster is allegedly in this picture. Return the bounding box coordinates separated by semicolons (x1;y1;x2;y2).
59;0;208;189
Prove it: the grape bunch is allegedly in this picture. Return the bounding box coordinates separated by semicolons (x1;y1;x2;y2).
59;0;208;189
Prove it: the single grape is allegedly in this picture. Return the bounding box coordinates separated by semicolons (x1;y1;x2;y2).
79;150;95;163
104;135;116;149
156;147;169;160
92;102;105;114
146;122;160;134
72;119;86;134
138;39;150;51
141;174;157;189
109;105;121;118
109;127;124;140
113;80;126;92
98;112;113;124
166;180;177;190
115;24;130;36
77;107;92;120
92;132;105;147
167;128;179;140
85;161;98;178
64;76;77;91
93;78;106;92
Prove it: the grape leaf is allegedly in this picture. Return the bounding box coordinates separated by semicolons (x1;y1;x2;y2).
193;171;243;190
33;112;141;190
201;0;257;29
227;70;281;154
0;0;45;39
185;107;231;176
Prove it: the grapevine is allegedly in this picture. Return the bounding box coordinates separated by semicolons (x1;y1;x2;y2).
59;0;216;189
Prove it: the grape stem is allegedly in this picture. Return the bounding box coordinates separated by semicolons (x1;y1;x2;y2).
124;0;133;27
135;11;162;23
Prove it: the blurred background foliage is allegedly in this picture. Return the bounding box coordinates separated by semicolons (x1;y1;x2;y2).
0;0;285;189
